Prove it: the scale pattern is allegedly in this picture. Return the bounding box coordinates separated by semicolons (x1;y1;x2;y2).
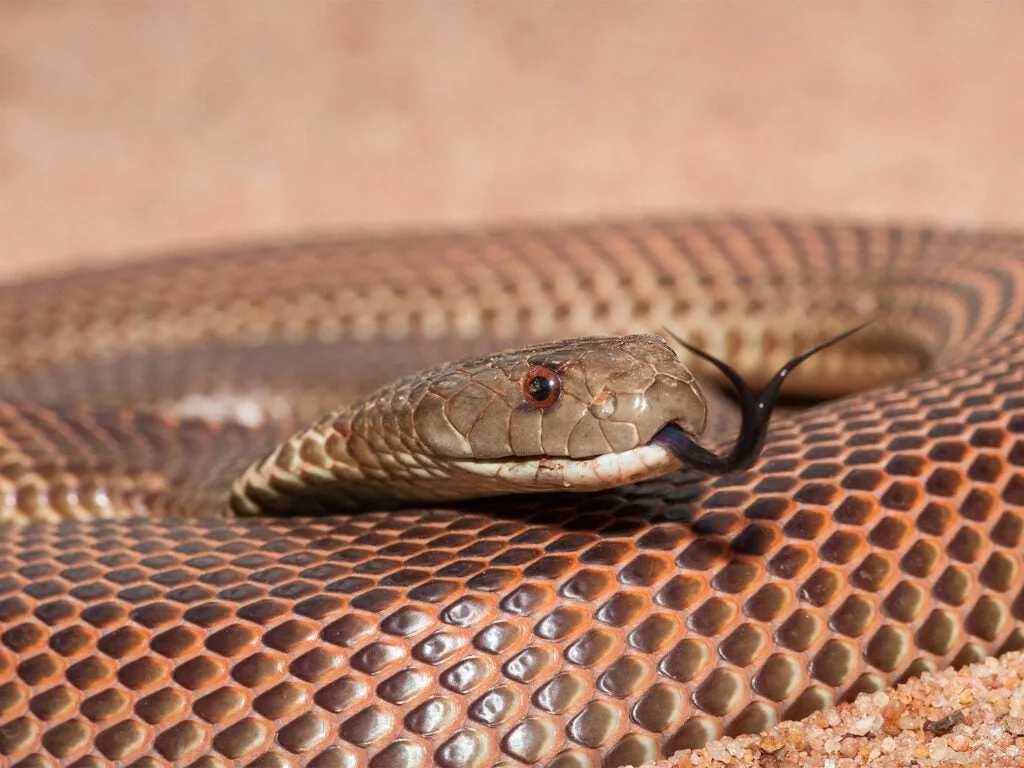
0;219;1023;767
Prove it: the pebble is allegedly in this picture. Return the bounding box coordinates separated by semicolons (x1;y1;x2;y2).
646;650;1024;768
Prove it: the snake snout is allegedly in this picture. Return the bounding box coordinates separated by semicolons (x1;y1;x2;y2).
633;372;708;445
555;335;706;459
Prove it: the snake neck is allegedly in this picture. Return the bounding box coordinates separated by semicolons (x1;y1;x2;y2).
229;408;411;515
227;400;500;515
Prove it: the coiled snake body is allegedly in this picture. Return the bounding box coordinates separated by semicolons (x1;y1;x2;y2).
1;218;1023;767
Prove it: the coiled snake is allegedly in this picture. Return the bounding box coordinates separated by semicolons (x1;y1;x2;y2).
1;218;1023;767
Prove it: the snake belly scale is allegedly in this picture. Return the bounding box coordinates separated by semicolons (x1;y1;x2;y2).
1;218;1024;767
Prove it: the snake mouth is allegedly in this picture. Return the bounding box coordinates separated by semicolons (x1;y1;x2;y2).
451;418;693;495
651;419;698;448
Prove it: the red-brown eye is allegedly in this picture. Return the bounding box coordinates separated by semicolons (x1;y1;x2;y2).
523;366;560;408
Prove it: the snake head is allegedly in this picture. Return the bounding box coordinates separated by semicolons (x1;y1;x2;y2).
233;333;712;514
411;333;707;471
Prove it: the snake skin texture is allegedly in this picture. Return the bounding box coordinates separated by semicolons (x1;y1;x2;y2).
1;219;1024;767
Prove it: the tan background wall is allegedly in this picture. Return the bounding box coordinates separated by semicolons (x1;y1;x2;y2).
2;1;1023;282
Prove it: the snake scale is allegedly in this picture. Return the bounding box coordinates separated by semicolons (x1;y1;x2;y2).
1;217;1023;767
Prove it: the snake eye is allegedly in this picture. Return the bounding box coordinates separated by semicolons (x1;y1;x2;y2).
523;366;561;408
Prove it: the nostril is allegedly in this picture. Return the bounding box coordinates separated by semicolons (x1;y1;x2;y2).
589;391;617;420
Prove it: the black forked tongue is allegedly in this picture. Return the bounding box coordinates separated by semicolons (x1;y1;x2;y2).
656;323;870;474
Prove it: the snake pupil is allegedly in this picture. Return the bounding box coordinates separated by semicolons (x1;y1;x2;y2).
524;367;560;408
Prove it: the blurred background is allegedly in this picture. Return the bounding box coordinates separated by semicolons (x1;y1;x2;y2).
2;2;1023;282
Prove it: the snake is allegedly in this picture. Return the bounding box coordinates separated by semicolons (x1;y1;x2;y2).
0;217;1022;768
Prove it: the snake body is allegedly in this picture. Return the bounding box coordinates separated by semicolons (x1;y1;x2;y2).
1;218;1023;767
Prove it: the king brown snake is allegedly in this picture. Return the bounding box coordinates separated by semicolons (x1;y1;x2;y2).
0;217;1023;767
